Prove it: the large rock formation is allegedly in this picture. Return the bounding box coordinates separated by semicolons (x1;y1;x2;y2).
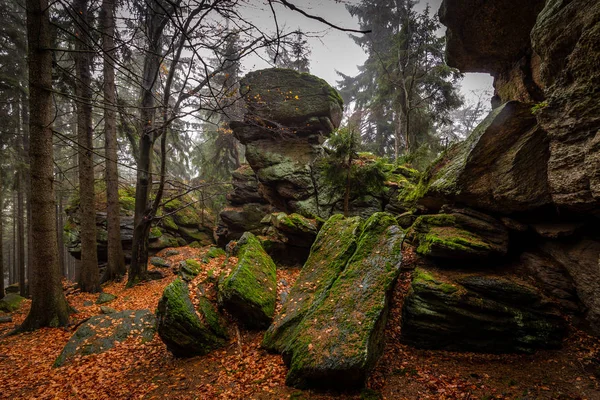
215;69;343;249
401;267;566;353
65;187;216;262
262;213;404;389
416;102;551;214
233;68;343;217
404;0;600;343
262;214;363;353
438;0;600;214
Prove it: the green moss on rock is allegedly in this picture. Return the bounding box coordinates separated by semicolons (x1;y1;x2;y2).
218;232;277;329
0;293;26;312
284;212;404;389
206;246;226;259
262;214;363;353
401;268;566;353
179;259;202;281
156;279;227;357
407;211;508;260
55;309;156;366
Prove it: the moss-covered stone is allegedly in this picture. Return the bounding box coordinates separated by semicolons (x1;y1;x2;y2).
241;68;343;131
150;257;171;268
205;246;226;259
407;209;509;260
401;267;567;353
178;226;212;245
161;216;179;232
218;232;277;329
284;212;404;389
262;214;363;353
0;293;26;312
179;259;202;282
149;226;162;239
148;233;179;250
413;102;549;214
156;279;227;357
96;293;117;305
55;309;156;366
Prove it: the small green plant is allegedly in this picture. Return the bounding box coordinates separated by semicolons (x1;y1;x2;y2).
531;101;549;115
321;126;387;216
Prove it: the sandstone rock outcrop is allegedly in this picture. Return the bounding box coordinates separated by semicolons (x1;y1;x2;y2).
65;188;216;262
218;232;277;330
233;68;343;216
410;0;600;341
401;267;566;353
262;213;404;389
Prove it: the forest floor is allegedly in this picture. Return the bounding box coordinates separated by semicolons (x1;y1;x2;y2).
1;245;599;400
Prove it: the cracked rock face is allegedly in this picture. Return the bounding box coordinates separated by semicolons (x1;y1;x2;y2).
231;68;343;218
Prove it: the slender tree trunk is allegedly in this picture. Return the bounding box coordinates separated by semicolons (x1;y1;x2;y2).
0;174;4;299
128;0;172;285
22;96;32;297
101;0;125;282
20;0;70;330
11;192;16;285
74;0;100;293
56;189;65;276
17;167;25;297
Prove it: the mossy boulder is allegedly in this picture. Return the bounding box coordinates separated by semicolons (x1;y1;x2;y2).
401;267;567;353
0;293;26;312
205;246;226;259
150;257;171;268
156;279;227;357
178;226;212;245
179;259;202;282
284;212;405;389
96;293;117;305
218;232;277;329
148;233;179;250
407;207;509;260
262;214;363;353
55;309;156;366
240;68;343;132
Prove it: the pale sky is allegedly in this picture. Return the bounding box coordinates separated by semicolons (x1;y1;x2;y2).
239;0;493;103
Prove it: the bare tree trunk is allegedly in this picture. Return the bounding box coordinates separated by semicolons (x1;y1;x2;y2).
11;192;16;285
0;173;4;299
17;165;25;297
129;0;173;286
101;0;125;283
74;0;100;293
56;188;65;276
20;0;70;330
22;95;32;297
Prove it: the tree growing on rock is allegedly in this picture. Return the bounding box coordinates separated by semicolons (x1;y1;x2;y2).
321;114;387;216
